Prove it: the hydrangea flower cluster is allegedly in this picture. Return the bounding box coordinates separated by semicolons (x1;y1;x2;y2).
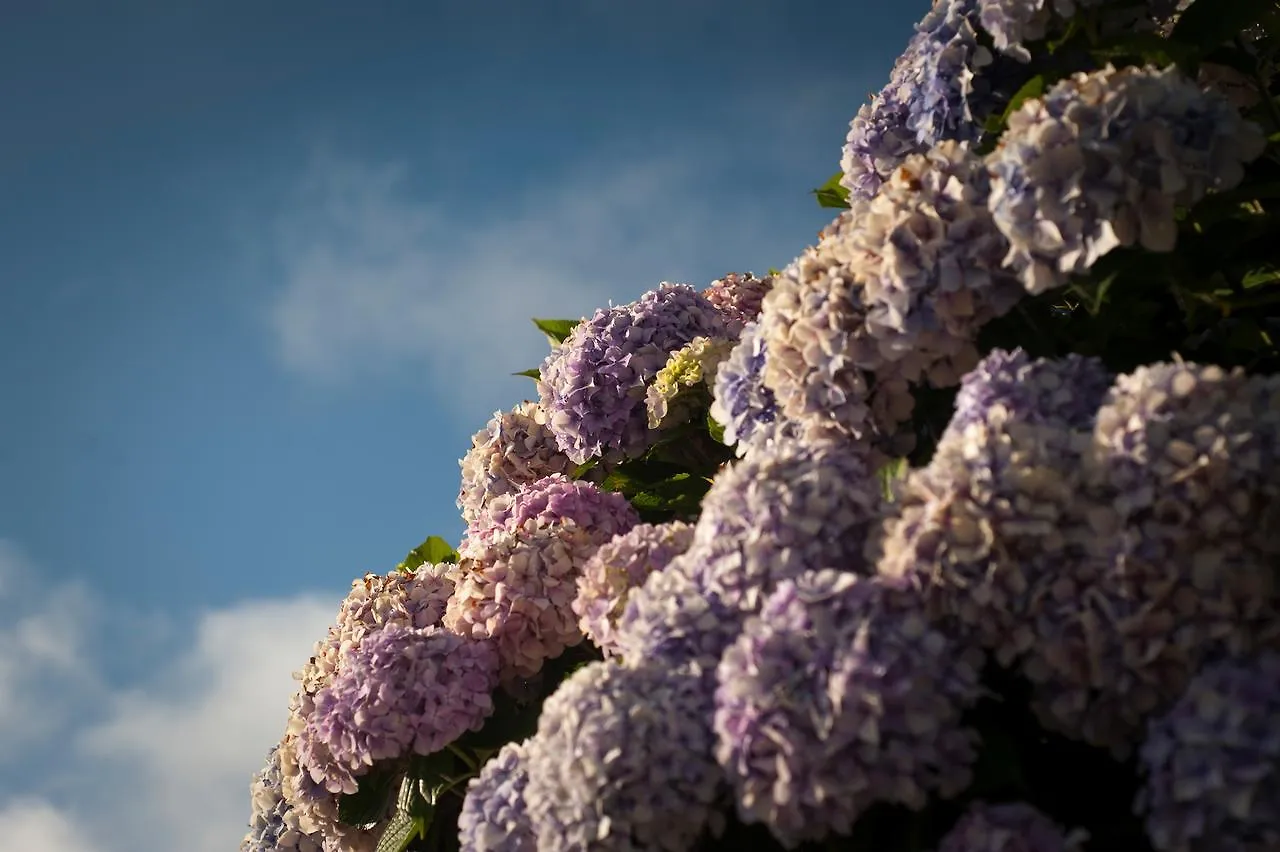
537;282;729;464
877;349;1111;665
456;401;576;527
988;64;1267;294
298;625;499;796
715;570;983;846
447;475;640;679
940;347;1113;441
841;140;1024;380
572;521;695;657
1136;652;1280;852
938;801;1088;851
709;320;800;457
977;0;1103;62
242;747;326;852
458;740;537;852
841;0;1023;201
645;336;735;429
682;436;884;624
295;565;456;700
1025;360;1280;753
701;271;774;336
524;661;724;851
613;562;743;670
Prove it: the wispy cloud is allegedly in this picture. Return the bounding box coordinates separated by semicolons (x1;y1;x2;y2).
257;129;833;420
0;540;337;852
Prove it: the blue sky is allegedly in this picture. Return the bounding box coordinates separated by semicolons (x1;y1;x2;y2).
0;2;922;849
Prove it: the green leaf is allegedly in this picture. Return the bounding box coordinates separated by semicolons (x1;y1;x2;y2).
400;535;459;571
877;457;909;503
1090;32;1197;71
985;75;1044;136
1171;0;1275;53
374;811;423;852
766;267;782;277
706;412;727;445
338;763;400;827
1242;264;1280;289
811;171;851;209
531;318;581;346
513;367;541;380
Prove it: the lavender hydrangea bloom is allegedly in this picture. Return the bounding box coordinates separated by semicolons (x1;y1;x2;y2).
683;436;884;620
525;661;724;851
448;476;639;679
938;801;1088;851
715;571;983;847
537;282;729;464
709;321;800;457
295;565;455;700
701;271;775;336
1136;652;1280;852
572;521;695;657
1025;361;1280;754
841;0;1020;201
613;563;743;670
758;217;907;454
274;727;379;852
977;0;1106;62
298;625;499;796
988;64;1267;294
458;740;537;852
878;411;1093;667
940;347;1112;443
242;746;325;852
844;141;1024;377
457;401;576;527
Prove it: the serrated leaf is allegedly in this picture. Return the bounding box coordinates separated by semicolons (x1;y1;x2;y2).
375;811;423;852
513;367;541;380
338;763;400;827
532;318;581;346
402;535;459;570
811;171;851;209
1171;0;1274;53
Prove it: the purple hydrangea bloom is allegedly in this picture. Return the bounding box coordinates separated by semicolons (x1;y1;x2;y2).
683;436;884;620
457;401;577;527
572;521;695;657
525;661;725;851
940;348;1112;443
841;0;1021;201
537;282;729;464
1025;361;1280;754
294;564;455;701
938;801;1088;851
710;320;802;458
298;625;499;795
1136;652;1280;852
988;64;1267;294
459;740;537;852
842;141;1024;378
613;562;742;670
701;271;775;336
448;476;639;679
242;746;326;852
878;407;1093;667
715;571;983;847
977;0;1105;62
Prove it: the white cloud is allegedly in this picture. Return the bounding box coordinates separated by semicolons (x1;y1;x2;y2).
0;541;103;756
259;135;821;419
0;540;339;852
0;798;102;852
74;596;337;852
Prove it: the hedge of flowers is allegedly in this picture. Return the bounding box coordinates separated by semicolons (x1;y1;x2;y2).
243;0;1280;849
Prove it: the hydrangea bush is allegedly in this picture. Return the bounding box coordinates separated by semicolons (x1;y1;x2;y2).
245;1;1280;850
